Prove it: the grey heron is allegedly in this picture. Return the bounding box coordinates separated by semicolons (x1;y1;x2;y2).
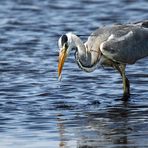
58;21;148;100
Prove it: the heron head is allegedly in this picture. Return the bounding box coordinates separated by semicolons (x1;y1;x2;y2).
58;34;72;80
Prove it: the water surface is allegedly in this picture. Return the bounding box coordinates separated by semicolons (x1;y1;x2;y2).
0;0;148;148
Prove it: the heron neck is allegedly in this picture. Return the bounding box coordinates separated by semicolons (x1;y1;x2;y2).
69;33;86;57
69;33;91;66
69;33;98;69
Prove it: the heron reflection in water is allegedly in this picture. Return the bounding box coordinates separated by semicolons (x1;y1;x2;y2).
58;21;148;100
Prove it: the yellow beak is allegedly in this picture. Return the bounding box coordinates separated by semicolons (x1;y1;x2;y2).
58;48;67;80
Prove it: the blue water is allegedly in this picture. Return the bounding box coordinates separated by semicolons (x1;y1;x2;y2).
0;0;148;148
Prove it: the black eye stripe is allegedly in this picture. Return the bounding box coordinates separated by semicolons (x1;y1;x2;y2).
61;35;68;46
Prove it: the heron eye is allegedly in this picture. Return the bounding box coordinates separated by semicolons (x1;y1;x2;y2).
61;34;68;46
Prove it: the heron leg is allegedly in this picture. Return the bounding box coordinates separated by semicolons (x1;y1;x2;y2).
114;64;130;100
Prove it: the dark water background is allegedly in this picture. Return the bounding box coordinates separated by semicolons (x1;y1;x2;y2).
0;0;148;148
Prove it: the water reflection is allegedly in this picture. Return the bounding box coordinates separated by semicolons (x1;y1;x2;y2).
57;115;67;148
105;103;133;147
56;100;148;148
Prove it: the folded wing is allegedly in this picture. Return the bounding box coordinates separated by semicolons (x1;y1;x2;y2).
100;27;148;64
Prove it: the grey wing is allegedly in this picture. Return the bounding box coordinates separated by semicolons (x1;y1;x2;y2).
100;27;148;64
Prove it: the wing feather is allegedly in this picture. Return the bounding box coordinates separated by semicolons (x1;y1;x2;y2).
100;28;148;64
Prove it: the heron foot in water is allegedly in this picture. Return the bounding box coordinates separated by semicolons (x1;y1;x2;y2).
122;92;130;101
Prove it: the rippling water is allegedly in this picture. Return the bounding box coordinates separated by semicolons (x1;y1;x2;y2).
0;0;148;148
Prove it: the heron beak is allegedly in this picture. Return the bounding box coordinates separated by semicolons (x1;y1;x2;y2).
58;48;67;80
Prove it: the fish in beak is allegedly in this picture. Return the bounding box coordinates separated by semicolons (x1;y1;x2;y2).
58;48;67;80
